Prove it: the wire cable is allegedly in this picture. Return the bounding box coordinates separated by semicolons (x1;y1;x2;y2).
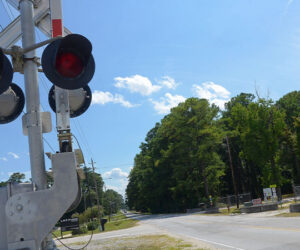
72;133;86;166
52;231;93;250
4;0;14;20
1;0;12;21
52;135;96;250
43;137;55;153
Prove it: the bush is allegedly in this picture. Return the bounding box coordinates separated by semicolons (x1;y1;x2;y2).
72;225;88;235
87;221;99;231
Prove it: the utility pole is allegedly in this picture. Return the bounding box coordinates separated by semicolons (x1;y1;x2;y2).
226;136;239;209
90;158;102;228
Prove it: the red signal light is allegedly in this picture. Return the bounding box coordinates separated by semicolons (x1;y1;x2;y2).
42;34;95;90
55;52;83;78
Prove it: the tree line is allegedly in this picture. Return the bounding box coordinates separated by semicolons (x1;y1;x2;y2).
126;91;300;213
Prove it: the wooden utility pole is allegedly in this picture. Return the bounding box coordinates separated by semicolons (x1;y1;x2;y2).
226;136;239;208
89;159;102;227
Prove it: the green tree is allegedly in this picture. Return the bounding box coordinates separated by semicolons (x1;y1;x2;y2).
276;91;300;186
8;172;25;183
229;99;285;195
127;98;225;213
0;181;7;187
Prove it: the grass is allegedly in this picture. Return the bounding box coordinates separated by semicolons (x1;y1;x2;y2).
53;213;138;239
197;207;240;216
282;194;295;199
220;207;241;214
106;218;137;231
52;229;72;238
57;234;207;250
101;235;195;250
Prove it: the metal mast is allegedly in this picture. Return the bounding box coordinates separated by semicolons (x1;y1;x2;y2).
20;0;46;190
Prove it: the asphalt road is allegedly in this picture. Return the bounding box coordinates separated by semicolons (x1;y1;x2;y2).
125;212;300;250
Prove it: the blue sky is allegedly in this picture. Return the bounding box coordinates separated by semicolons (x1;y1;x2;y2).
0;0;299;196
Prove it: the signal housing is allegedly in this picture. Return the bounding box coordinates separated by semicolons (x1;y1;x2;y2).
42;34;95;90
0;49;13;95
0;83;25;124
48;85;92;118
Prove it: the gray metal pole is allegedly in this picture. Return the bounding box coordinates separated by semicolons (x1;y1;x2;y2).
20;1;48;248
20;0;46;191
90;159;102;228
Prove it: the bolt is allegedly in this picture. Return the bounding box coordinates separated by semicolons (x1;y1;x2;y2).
16;204;23;212
10;212;14;216
17;196;21;200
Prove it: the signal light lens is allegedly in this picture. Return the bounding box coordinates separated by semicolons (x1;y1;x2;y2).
55;52;83;78
42;34;95;90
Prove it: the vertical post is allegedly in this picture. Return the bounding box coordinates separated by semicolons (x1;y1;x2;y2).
20;0;46;190
90;159;102;229
20;1;47;248
50;0;72;152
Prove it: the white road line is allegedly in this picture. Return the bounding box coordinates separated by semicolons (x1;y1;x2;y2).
187;235;245;250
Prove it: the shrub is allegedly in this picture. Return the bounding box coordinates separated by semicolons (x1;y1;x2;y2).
87;221;99;231
72;225;88;235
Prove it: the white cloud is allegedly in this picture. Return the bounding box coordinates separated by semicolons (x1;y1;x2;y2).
150;93;186;115
158;76;178;89
92;91;136;108
193;82;231;110
103;168;128;179
114;75;161;96
0;157;8;161
8;152;20;159
105;178;128;197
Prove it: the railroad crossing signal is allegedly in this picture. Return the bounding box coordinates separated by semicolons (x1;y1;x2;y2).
0;49;13;94
0;49;25;124
0;0;94;248
48;85;92;118
42;34;95;90
0;83;25;124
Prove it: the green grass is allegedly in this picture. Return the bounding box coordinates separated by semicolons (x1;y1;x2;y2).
197;207;240;216
282;194;295;199
220;207;241;214
53;213;138;239
52;229;72;238
105;217;138;231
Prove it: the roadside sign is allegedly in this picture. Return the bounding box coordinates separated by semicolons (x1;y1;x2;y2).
252;198;262;205
60;218;79;233
270;184;277;188
263;188;272;202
